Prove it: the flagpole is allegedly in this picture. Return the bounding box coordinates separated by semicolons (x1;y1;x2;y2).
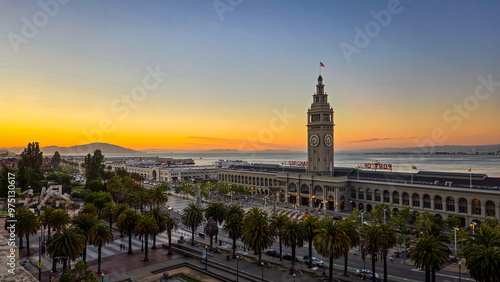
470;168;472;189
319;61;321;76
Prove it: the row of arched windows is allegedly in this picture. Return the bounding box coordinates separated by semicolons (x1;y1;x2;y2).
351;187;497;217
219;174;277;187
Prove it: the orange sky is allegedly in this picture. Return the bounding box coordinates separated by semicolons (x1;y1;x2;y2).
1;2;499;152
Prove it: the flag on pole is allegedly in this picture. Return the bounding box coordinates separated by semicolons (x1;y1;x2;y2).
412;165;417;169
320;62;325;67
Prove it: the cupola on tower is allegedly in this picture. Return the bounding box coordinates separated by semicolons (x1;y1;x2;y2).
307;75;334;174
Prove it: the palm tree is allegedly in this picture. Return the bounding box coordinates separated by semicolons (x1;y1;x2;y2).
204;217;219;251
465;244;500;282
314;218;350;282
148;185;169;208
46;227;85;272
408;234;451;282
102;202;115;230
148;206;168;249
464;226;500;257
41;207;55;238
128;187;151;214
379;223;396;282
463;226;500;282
48;209;71;232
72;213;98;263
116;208;141;254
165;213;178;255
339;218;359;277
360;224;384;282
112;203;128;237
270;213;290;261
88;223;113;274
223;212;244;258
79;203;98;217
6;207;40;256
181;203;204;246
204;202;227;243
241;207;275;265
282;219;304;274
134;214;159;262
301;214;319;268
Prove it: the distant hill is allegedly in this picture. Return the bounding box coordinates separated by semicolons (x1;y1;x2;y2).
354;144;500;154
1;143;139;155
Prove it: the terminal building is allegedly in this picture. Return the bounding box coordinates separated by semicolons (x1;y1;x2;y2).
111;161;218;183
219;76;500;226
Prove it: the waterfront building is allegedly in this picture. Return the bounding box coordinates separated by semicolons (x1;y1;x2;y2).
219;76;500;226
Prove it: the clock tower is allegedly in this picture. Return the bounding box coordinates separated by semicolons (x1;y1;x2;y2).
307;75;334;174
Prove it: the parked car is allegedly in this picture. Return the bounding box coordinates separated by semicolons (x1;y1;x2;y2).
283;254;298;262
266;249;280;257
303;256;324;267
333;215;343;220
356;269;381;281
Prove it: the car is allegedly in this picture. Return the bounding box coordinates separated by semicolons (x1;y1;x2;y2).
356;269;381;281
333;215;343;220
303;256;324;267
283;254;298;262
266;249;280;257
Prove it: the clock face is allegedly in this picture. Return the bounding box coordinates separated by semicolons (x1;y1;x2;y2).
310;134;319;147
324;134;333;147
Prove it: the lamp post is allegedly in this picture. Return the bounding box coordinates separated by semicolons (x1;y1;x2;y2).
293;273;296;282
458;261;462;282
453;227;458;255
261;262;264;282
101;273;104;282
470;222;477;235
205;246;208;271
236;255;240;282
361;211;365;226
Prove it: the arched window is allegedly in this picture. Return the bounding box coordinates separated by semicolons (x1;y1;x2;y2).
471;199;481;215
459;198;468;213
383;190;390;203
486;200;496;217
358;188;364;200
402;192;409;205
288;183;297;192
366;188;372;201
423;194;431;209
393;191;399;204
434;195;443;210
446;197;455;212
375;189;381;202
301;184;309;194
314;185;323;197
412;193;420;207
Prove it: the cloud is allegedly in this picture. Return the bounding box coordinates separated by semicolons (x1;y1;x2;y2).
347;138;392;143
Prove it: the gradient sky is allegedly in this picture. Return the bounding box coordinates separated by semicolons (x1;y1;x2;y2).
1;0;499;151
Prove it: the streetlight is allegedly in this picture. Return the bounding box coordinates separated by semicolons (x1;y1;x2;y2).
470;222;477;235
293;273;296;282
453;227;458;255
261;262;264;282
236;255;240;282
101;273;104;282
383;208;387;223
458;260;462;282
361;211;366;226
